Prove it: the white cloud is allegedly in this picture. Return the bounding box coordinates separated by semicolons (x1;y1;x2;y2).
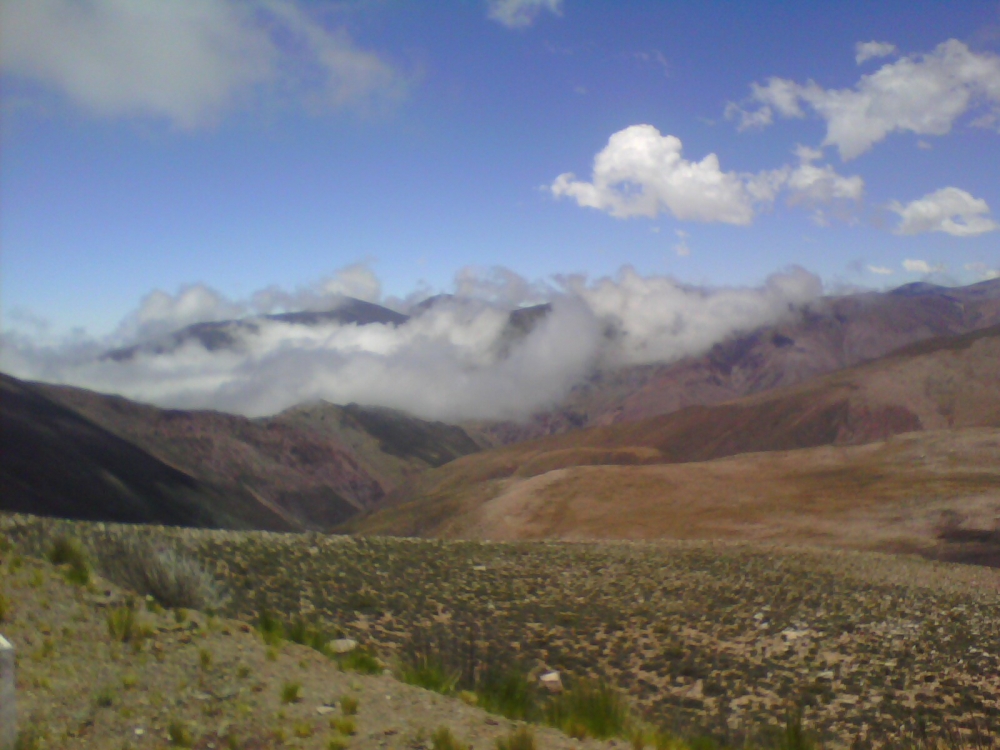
551;126;864;226
902;259;942;274
890;187;999;237
0;0;404;129
783;145;865;205
855;41;898;64
550;125;758;224
487;0;562;29
0;266;821;421
868;265;894;275
731;40;1000;159
964;262;1000;280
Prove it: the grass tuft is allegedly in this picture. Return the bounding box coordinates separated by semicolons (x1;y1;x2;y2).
431;726;467;750
337;648;382;674
106;605;138;643
168;719;194;747
281;680;302;704
544;679;630;740
495;727;536;750
399;652;460;695
47;534;91;585
340;695;359;715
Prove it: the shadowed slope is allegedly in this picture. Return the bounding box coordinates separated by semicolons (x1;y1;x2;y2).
0;374;298;529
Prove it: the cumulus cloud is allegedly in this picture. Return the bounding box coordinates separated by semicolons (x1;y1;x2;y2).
902;259;942;274
728;40;1000;159
487;0;563;28
890;187;999;236
550;125;759;224
551;126;863;225
855;41;898;64
0;265;821;421
0;0;404;129
868;265;894;275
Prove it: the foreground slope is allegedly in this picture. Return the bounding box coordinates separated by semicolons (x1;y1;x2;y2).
355;325;1000;557
5;514;998;746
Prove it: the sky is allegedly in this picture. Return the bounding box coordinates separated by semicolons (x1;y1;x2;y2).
1;0;999;419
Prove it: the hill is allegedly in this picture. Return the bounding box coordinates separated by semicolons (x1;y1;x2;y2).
2;375;481;530
353;325;1000;561
0;374;297;530
465;278;1000;445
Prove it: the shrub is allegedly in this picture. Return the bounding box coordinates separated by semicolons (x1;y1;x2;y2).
94;535;227;611
399;653;460;695
47;534;91;586
544;679;630;740
431;726;467;750
340;695;359;715
168;719;194;747
496;727;536;750
281;680;302;704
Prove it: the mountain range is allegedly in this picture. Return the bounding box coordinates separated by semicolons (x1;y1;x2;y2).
2;279;999;566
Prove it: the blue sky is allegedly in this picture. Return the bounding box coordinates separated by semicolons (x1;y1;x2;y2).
2;0;999;343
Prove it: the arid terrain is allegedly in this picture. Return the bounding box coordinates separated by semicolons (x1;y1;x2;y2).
3;514;999;749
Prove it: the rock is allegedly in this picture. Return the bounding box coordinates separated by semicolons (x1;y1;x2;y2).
330;638;358;654
316;705;335;715
539;671;563;693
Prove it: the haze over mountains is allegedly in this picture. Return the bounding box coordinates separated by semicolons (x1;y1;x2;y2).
2;279;999;564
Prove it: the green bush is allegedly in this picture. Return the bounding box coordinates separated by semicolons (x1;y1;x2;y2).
544;679;630;740
94;535;227;611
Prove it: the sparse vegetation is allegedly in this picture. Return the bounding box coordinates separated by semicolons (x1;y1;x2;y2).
544;678;631;740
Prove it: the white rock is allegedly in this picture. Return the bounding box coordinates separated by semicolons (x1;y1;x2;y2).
539;671;563;693
330;638;358;654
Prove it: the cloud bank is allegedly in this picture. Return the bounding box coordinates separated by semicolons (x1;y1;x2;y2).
728;40;1000;159
0;0;405;128
0;265;821;421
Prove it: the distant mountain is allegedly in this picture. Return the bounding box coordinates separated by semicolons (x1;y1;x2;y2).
0;374;298;530
353;323;1000;543
5;376;482;530
464;278;1000;446
103;297;410;361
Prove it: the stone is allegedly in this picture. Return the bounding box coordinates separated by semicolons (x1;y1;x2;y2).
330;638;358;654
539;671;563;693
0;635;14;750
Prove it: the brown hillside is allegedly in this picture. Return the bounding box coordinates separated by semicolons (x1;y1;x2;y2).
353;326;1000;557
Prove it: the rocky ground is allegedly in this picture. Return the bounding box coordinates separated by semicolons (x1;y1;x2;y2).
3;514;999;748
